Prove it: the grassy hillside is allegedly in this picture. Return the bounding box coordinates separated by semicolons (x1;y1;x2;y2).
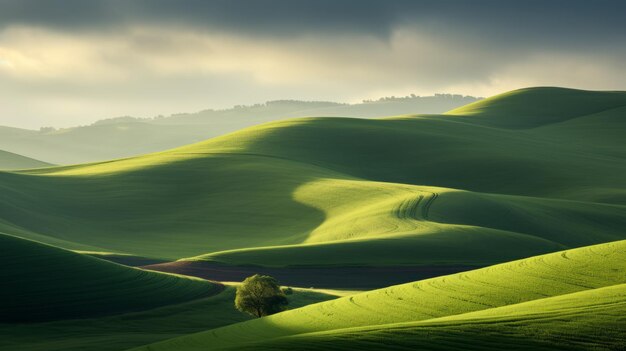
191;182;625;267
0;88;623;270
130;240;626;350
0;233;219;323
532;105;626;158
0;286;340;351
2;150;623;263
0;150;52;170
446;87;626;128
173;114;625;201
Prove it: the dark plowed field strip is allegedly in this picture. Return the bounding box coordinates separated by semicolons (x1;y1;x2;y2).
89;254;168;267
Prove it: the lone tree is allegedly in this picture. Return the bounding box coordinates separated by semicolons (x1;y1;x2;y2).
235;274;288;318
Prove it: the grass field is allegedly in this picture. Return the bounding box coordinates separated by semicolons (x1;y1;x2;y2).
0;88;624;271
1;87;625;350
130;240;626;350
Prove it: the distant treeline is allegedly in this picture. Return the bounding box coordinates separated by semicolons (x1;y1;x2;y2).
83;93;480;129
362;93;478;103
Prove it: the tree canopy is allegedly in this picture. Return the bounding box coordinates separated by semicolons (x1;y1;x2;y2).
235;274;289;318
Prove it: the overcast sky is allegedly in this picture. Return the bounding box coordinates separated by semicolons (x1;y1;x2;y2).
0;0;625;129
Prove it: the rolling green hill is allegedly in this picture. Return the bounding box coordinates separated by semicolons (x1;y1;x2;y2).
446;86;626;128
0;150;52;170
0;88;624;273
1;87;624;350
0;95;478;165
130;240;626;351
0;233;220;323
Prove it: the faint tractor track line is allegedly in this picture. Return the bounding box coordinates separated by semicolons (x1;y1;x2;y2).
410;195;424;219
395;195;423;220
421;193;439;220
396;192;438;221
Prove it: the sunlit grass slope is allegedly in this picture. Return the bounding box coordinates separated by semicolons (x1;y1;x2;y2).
231;284;626;351
0;286;340;351
192;184;625;266
0;87;624;264
0;233;219;323
0;150;52;170
130;240;626;351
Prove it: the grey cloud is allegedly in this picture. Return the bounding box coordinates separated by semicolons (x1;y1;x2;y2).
0;0;625;46
0;0;625;129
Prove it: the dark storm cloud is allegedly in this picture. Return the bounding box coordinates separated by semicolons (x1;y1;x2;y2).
1;0;625;45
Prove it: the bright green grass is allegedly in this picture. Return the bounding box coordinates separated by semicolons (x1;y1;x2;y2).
0;233;219;323
229;284;626;351
0;150;51;170
130;240;626;351
0;286;339;351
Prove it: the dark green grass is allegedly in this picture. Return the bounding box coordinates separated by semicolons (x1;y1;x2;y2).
0;286;339;351
197;114;626;200
195;225;565;267
0;234;219;323
446;86;626;128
